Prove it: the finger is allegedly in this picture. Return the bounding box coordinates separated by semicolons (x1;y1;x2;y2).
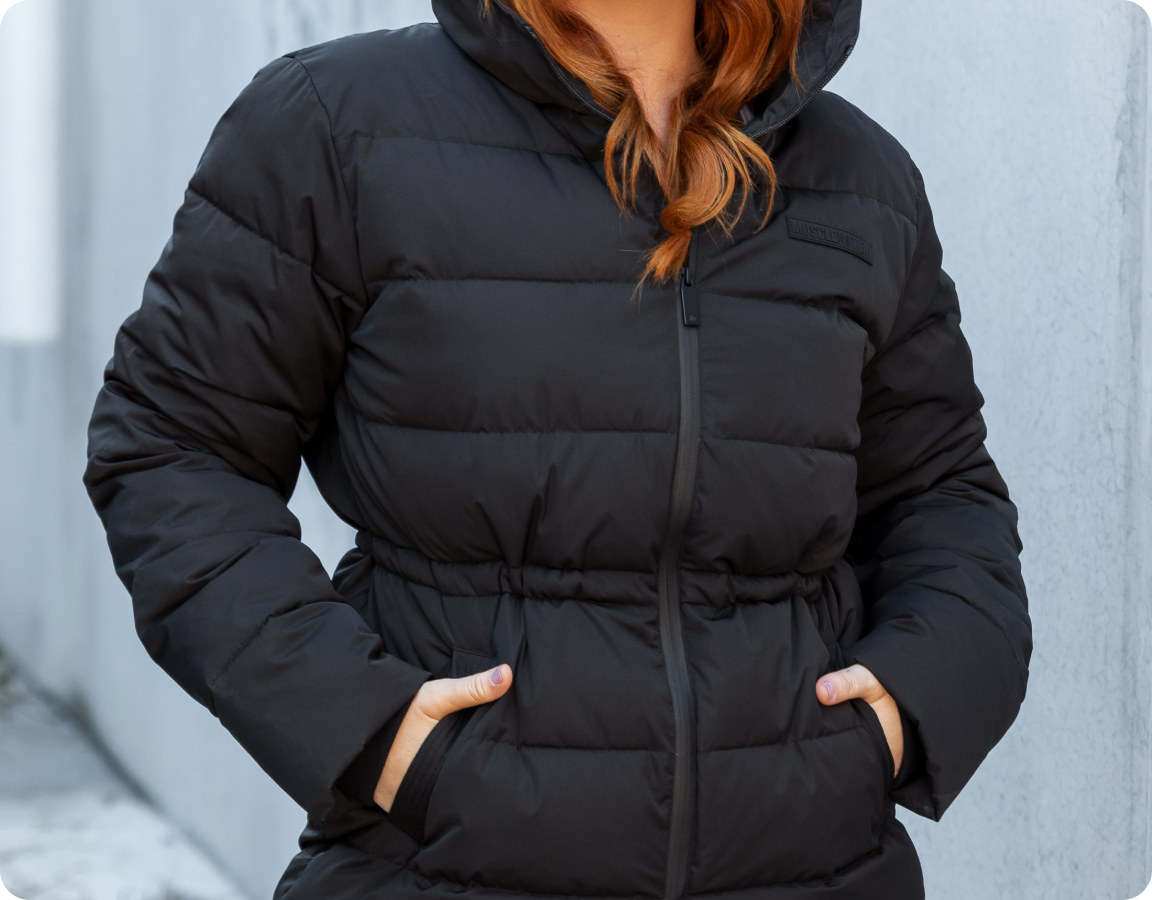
418;665;514;720
815;664;883;706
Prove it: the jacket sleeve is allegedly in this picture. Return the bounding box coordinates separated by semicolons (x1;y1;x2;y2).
83;56;430;825
845;166;1032;821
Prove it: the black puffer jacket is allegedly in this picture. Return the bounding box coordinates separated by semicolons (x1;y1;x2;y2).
85;1;1032;897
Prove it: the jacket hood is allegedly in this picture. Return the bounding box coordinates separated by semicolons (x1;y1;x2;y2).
432;0;861;140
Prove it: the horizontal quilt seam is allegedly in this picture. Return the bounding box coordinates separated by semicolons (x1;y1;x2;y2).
461;735;664;753
700;724;866;755
369;276;645;287
356;418;676;437
783;185;917;228
700;434;856;457
331;131;584;160
460;728;863;755
346;410;849;451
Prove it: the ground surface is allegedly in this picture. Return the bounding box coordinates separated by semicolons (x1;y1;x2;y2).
0;655;245;900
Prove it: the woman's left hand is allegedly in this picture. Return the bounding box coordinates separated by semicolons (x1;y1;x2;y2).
816;664;904;777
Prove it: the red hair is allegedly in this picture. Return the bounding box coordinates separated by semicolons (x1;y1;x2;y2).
490;0;806;282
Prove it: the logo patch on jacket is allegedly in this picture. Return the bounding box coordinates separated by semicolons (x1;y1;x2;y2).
786;218;874;265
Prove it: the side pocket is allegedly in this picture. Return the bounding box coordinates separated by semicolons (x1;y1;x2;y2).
852;697;895;796
387;649;495;843
388;712;468;843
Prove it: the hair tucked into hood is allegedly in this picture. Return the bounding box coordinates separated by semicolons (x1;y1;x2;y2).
435;0;861;282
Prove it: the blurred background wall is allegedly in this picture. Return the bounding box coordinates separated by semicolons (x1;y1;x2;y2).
0;1;1149;898
0;2;428;896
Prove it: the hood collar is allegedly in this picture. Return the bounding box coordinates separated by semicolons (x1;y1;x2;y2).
745;0;860;137
433;0;860;140
433;0;612;120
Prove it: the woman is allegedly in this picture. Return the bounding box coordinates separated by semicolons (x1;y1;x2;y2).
84;0;1032;897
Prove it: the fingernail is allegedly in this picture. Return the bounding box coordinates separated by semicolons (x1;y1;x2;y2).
490;666;504;686
821;681;836;702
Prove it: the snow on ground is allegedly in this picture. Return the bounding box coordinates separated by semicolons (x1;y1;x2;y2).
0;655;246;900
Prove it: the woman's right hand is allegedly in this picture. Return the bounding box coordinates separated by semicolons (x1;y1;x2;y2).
374;664;514;812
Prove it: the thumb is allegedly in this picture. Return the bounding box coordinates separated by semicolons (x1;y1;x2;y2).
816;664;883;706
418;665;514;720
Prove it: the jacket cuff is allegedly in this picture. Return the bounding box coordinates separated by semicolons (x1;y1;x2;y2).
847;598;1027;821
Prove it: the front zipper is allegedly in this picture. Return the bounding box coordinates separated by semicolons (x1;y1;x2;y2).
496;11;849;891
659;228;703;900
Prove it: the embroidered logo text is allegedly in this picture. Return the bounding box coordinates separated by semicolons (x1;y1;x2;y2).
786;217;874;265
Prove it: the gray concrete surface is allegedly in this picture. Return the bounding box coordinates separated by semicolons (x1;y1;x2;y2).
0;1;1150;898
0;652;245;900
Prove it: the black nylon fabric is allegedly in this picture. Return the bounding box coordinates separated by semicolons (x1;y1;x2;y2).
85;1;1031;897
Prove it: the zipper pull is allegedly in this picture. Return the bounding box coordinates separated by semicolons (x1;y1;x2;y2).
680;268;699;327
680;229;701;327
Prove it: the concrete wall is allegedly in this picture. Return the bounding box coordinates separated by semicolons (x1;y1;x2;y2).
0;1;1149;898
833;3;1152;898
0;3;430;896
0;0;60;343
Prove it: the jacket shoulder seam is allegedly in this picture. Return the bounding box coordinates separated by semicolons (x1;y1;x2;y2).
281;54;370;304
185;187;349;301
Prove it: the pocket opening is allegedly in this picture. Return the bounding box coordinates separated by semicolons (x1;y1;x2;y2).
388;710;470;843
852;697;895;795
388;649;497;843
